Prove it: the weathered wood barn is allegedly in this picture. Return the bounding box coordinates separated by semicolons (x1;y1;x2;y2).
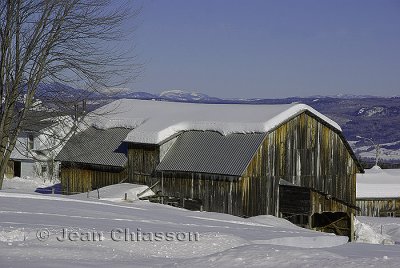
356;167;400;217
58;99;363;239
56;127;130;193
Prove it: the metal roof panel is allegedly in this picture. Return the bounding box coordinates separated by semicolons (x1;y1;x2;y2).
156;131;266;176
55;127;131;167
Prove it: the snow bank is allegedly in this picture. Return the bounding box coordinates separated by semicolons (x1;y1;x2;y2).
85;99;341;144
2;176;55;193
249;217;348;248
354;218;394;245
249;215;303;229
253;235;348;249
387;225;400;243
71;183;155;202
0;229;27;243
174;244;349;268
356;167;400;198
357;216;400;244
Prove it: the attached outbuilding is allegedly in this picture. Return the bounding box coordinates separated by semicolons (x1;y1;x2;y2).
56;127;130;193
356;167;400;217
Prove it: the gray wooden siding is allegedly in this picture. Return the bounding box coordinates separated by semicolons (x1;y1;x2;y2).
128;112;360;218
357;199;400;217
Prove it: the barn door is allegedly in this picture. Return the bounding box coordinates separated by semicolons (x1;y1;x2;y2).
279;184;312;228
14;161;21;177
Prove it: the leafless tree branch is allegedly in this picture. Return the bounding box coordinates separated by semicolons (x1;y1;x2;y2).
0;0;141;188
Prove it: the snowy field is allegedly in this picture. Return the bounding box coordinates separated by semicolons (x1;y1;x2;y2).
1;177;400;267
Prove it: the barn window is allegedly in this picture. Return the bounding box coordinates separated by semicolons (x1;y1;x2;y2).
41;165;47;174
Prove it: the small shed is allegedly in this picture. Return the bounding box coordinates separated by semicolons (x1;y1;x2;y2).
356;167;400;217
56;127;130;193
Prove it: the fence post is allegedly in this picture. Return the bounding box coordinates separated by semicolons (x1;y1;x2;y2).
161;172;164;204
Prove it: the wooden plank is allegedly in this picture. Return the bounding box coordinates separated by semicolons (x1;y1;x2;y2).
60;165;127;194
356;199;400;217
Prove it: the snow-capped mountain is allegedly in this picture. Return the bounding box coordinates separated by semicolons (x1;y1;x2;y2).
159;90;222;102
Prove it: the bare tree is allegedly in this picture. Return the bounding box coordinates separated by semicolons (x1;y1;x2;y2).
0;0;141;188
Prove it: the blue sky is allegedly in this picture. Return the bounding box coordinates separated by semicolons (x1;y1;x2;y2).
123;0;400;98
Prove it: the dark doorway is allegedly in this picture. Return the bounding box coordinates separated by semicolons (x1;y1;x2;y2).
14;161;21;177
312;212;351;238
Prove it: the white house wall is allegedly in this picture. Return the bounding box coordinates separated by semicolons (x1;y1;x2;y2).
20;161;35;178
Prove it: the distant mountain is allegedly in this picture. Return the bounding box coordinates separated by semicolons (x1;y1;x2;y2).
35;82;89;100
110;91;158;100
158;90;222;102
308;94;381;99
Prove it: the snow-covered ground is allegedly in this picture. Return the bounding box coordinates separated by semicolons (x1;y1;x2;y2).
1;178;400;267
2;176;55;194
72;183;155;202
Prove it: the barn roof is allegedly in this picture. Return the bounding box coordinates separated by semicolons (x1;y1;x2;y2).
156;131;266;176
356;166;400;199
55;127;131;167
20;111;61;132
85;99;341;145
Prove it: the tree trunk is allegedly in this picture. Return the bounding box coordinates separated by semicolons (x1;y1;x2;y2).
0;1;140;190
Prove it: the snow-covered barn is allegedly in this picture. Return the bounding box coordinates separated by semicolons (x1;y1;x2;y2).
356;166;400;217
57;99;363;239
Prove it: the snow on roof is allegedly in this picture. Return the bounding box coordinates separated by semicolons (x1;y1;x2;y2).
10;141;31;161
357;166;400;198
85;99;342;144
